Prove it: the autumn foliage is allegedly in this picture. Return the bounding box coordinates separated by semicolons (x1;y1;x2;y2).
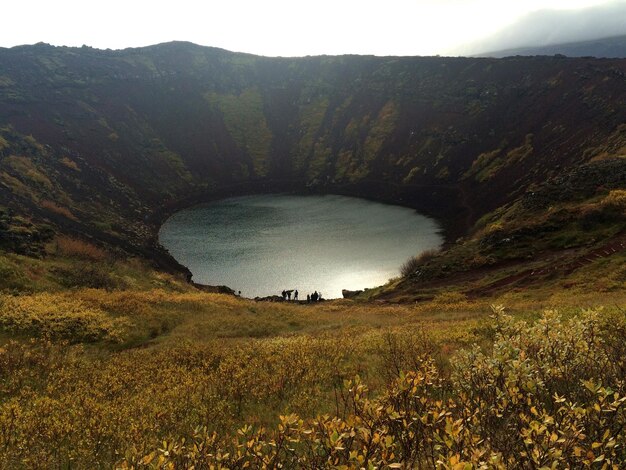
0;299;625;468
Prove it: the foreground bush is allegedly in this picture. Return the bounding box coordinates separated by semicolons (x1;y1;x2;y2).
115;307;626;469
1;306;625;468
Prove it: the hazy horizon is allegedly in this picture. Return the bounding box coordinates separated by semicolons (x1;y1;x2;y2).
3;1;625;57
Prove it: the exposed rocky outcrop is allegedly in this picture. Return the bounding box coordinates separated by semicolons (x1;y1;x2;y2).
342;289;363;299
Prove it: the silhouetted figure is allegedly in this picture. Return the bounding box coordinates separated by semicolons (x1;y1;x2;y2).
281;290;286;300
287;291;291;301
312;291;319;302
294;290;298;301
306;294;310;303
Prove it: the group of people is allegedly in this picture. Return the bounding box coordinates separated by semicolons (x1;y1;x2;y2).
281;289;323;303
281;289;298;301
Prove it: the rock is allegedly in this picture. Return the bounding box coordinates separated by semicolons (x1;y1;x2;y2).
254;295;284;302
342;289;363;299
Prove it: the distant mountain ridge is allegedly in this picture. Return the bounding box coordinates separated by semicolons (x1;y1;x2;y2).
453;2;626;57
481;34;626;58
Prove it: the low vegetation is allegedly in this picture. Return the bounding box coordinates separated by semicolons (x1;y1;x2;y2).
121;307;626;469
0;262;624;468
400;249;440;277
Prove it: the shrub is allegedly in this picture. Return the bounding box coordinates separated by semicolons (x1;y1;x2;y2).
0;293;132;342
39;200;76;220
59;157;80;171
55;236;106;261
601;189;626;211
0;256;30;291
400;248;440;277
54;263;123;290
1;304;625;468
122;307;626;468
432;291;469;306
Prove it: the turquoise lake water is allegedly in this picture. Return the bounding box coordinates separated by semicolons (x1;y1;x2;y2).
158;194;443;298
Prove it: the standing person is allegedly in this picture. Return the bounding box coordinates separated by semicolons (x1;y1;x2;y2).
281;290;286;300
294;290;298;301
287;291;291;301
307;294;310;303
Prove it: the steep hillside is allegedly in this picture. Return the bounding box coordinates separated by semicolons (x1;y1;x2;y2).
0;42;625;293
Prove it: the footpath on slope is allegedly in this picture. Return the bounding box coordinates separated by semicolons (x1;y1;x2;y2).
372;231;626;303
466;232;626;297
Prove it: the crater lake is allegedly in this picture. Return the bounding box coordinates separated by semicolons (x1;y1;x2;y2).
159;194;443;298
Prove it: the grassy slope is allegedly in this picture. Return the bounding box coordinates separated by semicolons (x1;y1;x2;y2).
0;247;625;467
368;158;626;302
0;165;623;466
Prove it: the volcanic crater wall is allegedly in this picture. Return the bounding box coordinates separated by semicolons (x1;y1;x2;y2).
1;42;625;259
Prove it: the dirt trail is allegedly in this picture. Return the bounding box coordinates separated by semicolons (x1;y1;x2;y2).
373;231;626;303
466;233;626;297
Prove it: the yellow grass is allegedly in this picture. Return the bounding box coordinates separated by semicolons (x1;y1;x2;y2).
0;281;624;468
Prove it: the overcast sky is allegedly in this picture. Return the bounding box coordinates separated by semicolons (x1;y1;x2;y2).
2;0;624;56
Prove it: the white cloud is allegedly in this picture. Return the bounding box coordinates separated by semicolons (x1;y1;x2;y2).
2;0;623;56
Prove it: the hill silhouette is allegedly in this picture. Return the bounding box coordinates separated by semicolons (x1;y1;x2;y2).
482;34;626;58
